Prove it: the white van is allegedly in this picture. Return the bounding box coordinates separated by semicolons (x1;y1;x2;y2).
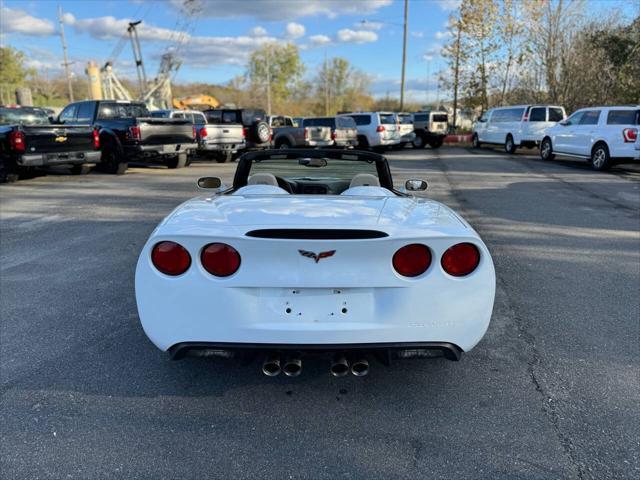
472;105;566;153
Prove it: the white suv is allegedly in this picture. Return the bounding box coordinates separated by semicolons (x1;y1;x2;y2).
540;106;640;171
339;112;401;150
472;105;566;153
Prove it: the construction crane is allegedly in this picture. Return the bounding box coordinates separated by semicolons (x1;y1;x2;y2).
172;94;220;110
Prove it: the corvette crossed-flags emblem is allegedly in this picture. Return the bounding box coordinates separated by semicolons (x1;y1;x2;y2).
298;249;336;263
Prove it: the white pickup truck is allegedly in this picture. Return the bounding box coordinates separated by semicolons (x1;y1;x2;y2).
152;109;245;163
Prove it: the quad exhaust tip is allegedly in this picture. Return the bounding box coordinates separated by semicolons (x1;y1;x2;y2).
330;355;350;377
351;359;369;377
262;356;281;376
282;358;302;377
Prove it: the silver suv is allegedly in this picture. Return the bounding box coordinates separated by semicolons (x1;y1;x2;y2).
338;112;401;150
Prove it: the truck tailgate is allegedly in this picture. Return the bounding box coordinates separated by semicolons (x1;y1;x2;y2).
307;126;332;142
137;118;194;145
22;125;96;153
205;124;244;144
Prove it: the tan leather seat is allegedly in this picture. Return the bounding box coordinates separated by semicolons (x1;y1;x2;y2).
248;173;279;187
349;173;380;188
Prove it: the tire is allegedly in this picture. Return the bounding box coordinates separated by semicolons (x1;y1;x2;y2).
472;133;481;149
431;140;443;149
277;140;291;150
246;121;270;144
357;135;369;150
590;143;612;171
70;164;91;175
99;146;128;175
504;134;516;154
412;135;426;149
167;153;187;169
540;138;555;161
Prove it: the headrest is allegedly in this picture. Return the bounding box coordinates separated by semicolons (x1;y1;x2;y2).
349;173;380;188
248;173;279;186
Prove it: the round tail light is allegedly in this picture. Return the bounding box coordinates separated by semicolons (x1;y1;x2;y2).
441;243;480;277
392;244;431;277
201;243;241;277
151;241;191;276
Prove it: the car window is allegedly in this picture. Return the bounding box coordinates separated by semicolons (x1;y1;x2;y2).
607;110;640;125
304;118;334;128
59;104;77;123
0;108;50;125
432;113;448;123
151;111;168;118
193;113;206;124
250;158;379;186
173;112;185;119
284;117;294;126
566;111;584;125
337;116;356;128
242;110;266;125
97;103;149;119
222;111;240;124
548;108;564;122
348;115;371;126
379;113;396;124
75;102;95;124
529;107;546;122
205;110;222;124
414;114;429;122
271;116;285;127
579;110;600;126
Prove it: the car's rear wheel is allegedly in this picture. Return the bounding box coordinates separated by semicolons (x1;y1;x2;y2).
412;134;426;149
167;153;188;169
70;164;91;175
430;139;443;149
98;146;128;175
590;143;612;171
540;138;555;161
0;160;20;183
472;133;481;149
504;134;516;154
277;140;291;150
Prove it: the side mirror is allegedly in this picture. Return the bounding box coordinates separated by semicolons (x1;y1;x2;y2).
48;116;57;124
405;179;428;191
197;176;222;189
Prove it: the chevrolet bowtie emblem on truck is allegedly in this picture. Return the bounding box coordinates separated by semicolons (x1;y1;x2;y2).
54;135;67;143
298;249;336;263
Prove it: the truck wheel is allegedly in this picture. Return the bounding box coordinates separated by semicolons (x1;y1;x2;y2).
357;135;369;150
214;152;231;163
167;153;188;169
277;140;291;150
412;134;426;149
99;146;128;175
504;134;517;154
70;164;91;175
431;140;443;149
590;143;612;171
472;134;481;149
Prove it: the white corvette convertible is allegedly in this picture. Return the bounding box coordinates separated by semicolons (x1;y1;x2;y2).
135;149;495;376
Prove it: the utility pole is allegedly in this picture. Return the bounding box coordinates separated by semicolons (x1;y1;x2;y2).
324;50;329;116
58;5;74;102
399;0;408;111
128;21;147;96
265;45;272;115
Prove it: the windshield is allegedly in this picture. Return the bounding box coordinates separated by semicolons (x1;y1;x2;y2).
379;113;396;124
250;158;379;185
398;114;413;124
0;108;50;125
97;103;150;119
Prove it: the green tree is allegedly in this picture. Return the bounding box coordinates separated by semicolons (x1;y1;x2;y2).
0;47;34;104
247;43;305;114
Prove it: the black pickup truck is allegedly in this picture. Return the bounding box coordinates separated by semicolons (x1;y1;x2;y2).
0;106;101;183
56;100;197;174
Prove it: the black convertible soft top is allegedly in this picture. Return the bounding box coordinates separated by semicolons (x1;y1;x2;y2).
232;149;396;191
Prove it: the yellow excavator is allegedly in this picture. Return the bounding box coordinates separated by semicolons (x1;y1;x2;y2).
172;95;220;110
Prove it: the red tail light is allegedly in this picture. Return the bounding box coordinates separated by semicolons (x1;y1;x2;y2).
192;125;197;139
127;125;141;141
9;130;25;153
623;128;638;143
200;126;208;138
92;129;100;149
269;128;273;142
441;243;480;277
151;241;191;276
242;127;247;138
376;125;385;133
331;129;337;140
304;127;309;140
522;111;529;122
392;244;431;277
201;243;241;277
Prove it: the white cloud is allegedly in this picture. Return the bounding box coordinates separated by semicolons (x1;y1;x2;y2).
170;0;392;21
285;22;305;39
435;0;461;11
411;31;424;38
64;15;179;41
434;31;451;40
309;34;331;46
355;20;384;30
0;6;56;36
250;26;267;37
336;29;378;44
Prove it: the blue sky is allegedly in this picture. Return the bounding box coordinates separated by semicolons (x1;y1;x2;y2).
0;0;631;103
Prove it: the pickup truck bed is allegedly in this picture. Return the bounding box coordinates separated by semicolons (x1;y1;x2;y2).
0;124;100;183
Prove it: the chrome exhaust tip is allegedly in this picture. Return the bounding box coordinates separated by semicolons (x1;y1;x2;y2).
329;355;350;377
262;356;281;376
282;358;302;377
351;358;369;377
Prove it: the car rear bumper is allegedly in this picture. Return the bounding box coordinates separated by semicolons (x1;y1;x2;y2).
199;142;245;152
333;139;357;148
305;140;334;147
169;341;463;361
17;150;101;167
128;142;197;157
400;132;416;143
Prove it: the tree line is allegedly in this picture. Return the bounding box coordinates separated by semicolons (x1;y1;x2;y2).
441;0;639;129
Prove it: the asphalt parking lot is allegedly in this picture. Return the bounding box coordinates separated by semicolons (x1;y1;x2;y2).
1;147;638;479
